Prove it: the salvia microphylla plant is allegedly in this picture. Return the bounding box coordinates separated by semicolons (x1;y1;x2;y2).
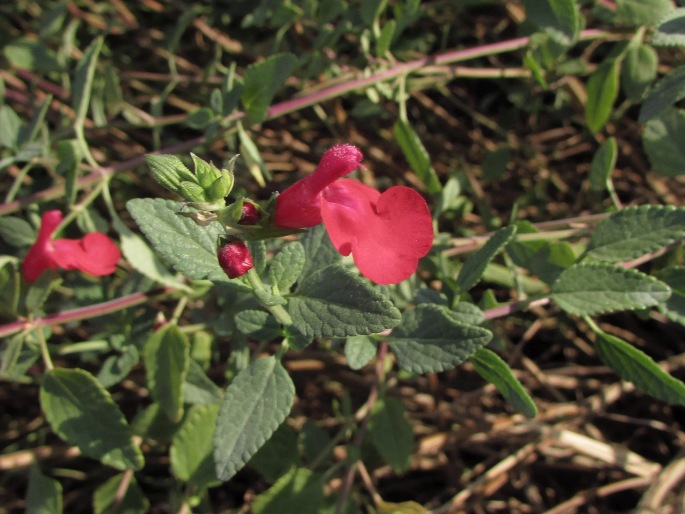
6;0;685;511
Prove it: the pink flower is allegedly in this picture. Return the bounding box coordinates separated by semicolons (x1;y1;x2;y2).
217;239;254;279
22;210;121;283
275;144;434;284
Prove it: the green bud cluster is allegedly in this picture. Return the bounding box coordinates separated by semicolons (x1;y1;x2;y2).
145;153;236;207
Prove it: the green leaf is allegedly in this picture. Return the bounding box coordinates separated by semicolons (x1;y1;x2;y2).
3;38;60;72
40;368;144;470
653;8;685;46
143;324;189;423
0;105;22;149
551;264;671;316
615;0;675;26
238;123;271;186
344;335;377;370
655;266;685;326
56;140;82;206
235;310;283;340
289;265;401;338
249;423;299;481
0;216;35;247
456;225;517;293
585;205;685;263
594;331;685;405
269;241;305;292
27;466;62;514
360;0;388;25
643;108;685;176
589;137;617;193
387;304;492;374
18;94;52;147
470;348;537;418
171;403;221;487
622;44;658;102
184;359;223;405
93;473;149;514
585;58;620;134
127;198;229;283
367;397;413;473
252;468;325;514
639;65;685;123
299;224;341;278
449;302;486;325
214;356;295;481
97;345;139;388
375;19;396;57
112;216;189;291
186;107;214;129
525;0;580;45
393;119;441;194
241;53;298;124
72;37;103;126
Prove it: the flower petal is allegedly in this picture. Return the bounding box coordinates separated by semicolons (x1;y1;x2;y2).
21;210;63;282
321;180;433;284
52;233;121;277
275;144;363;228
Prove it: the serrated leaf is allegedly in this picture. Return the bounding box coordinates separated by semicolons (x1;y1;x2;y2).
589;137;617;193
235;310;283;340
655;266;685;326
615;0;675;26
470;348;537;418
368;397;413;473
127;198;229;283
27;466;62;514
387;304;492;374
73;37;103;126
525;0;580;45
393;119;441;194
344;335;377;370
586;205;685;262
241;53;298;124
551;264;671;316
143;324;189;422
0;216;35;247
213;356;295;481
289;265;401;338
653;8;685;46
144;154;196;192
639;65;685;123
252;468;325;514
299;224;341;278
97;346;139;388
269;241;305;292
249;423;298;481
171;403;221;487
40;368;144;470
622;44;658;102
186;107;214;129
594;331;685;405
449;302;485;325
585;58;620;134
643;108;685;176
456;225;516;293
93;473;149;514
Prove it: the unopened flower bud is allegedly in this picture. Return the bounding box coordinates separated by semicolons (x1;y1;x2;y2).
239;202;261;225
217;240;253;279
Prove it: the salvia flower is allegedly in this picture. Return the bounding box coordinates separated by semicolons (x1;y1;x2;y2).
22;210;121;283
274;144;433;284
218;239;254;279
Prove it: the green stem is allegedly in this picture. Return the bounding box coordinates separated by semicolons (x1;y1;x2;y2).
35;324;54;371
245;269;293;326
54;178;108;237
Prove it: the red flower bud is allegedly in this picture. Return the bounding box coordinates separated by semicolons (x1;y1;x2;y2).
239;202;260;225
217;240;253;279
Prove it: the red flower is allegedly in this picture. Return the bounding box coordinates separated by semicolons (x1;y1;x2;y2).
217;239;254;279
238;202;261;225
22;210;121;283
275;144;433;284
